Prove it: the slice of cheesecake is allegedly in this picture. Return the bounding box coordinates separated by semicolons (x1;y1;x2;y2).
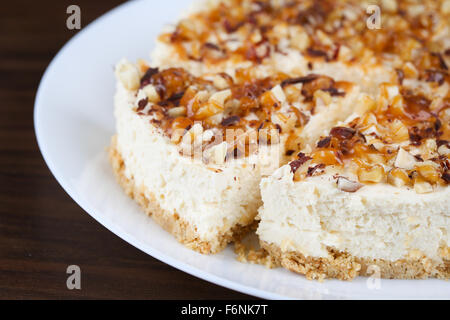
258;82;450;280
110;61;281;253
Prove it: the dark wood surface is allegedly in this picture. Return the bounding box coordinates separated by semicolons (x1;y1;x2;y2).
0;0;253;299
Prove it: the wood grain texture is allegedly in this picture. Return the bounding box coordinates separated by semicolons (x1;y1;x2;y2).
0;0;253;299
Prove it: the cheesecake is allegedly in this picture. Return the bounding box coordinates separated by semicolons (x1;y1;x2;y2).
109;0;450;279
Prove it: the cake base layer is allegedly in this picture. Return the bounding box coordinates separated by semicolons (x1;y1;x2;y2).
109;136;255;254
261;241;449;281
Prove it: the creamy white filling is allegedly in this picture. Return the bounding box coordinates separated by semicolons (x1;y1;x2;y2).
257;165;450;262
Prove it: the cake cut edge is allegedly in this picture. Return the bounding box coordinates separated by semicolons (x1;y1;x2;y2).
108;136;256;254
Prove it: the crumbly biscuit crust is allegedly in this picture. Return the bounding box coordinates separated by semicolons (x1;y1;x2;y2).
261;241;449;280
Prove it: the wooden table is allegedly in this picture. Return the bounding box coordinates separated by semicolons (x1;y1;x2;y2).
0;0;252;299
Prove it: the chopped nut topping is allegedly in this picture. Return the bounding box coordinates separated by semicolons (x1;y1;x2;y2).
306;164;326;177
167;106;187;118
317;137;331;148
388;168;410;187
329;127;356;140
290;153;312;174
116;60;140;91
395;148;417;170
358;165;385;183
221;115;240;127
414;178;433;194
137;97;148;110
140;67;159;88
337;177;363;193
286;79;449;192
126;60;356;161
281;74;319;87
142;84;160;103
160;0;448;83
123;0;450;194
442;172;450;184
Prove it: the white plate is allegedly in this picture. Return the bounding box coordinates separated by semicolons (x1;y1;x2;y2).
34;0;450;300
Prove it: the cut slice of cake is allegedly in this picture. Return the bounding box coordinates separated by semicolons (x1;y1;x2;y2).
254;0;450;280
258;83;450;280
110;61;281;254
